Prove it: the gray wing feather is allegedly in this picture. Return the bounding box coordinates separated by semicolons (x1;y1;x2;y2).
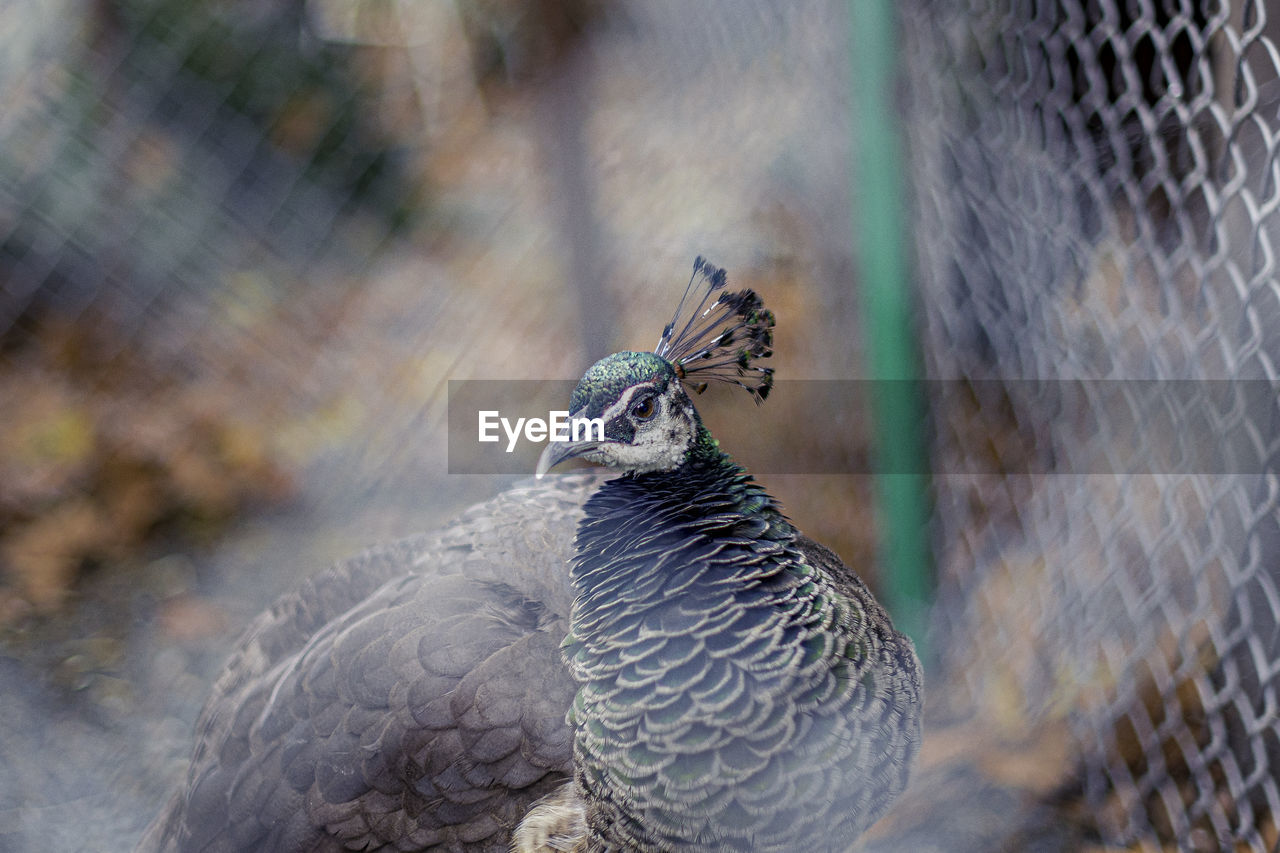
138;474;604;853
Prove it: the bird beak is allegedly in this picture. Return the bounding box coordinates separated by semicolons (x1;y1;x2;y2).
535;438;601;479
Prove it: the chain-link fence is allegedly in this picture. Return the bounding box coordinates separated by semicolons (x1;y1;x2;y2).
907;0;1280;848
2;0;425;345
0;0;440;619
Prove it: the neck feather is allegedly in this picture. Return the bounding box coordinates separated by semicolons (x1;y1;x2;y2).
570;437;793;600
562;442;865;850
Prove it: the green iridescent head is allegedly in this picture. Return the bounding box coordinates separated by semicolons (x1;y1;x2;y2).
568;351;678;418
536;258;774;478
535;351;697;476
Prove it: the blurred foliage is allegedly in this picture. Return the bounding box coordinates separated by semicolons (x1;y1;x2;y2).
456;0;602;85
0;316;292;615
0;0;440;615
107;0;425;231
0;0;431;348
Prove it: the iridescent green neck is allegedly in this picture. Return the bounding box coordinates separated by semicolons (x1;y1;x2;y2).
683;422;728;468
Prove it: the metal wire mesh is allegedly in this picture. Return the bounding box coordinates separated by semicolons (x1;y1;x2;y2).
0;0;421;350
905;0;1280;848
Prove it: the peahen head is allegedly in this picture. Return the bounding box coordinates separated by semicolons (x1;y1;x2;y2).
537;257;774;478
535;351;696;476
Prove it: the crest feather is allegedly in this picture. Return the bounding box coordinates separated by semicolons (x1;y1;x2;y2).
654;257;775;403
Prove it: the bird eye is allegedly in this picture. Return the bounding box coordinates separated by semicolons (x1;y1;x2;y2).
631;395;657;420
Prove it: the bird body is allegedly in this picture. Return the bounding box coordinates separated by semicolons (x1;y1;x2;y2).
140;259;922;853
559;432;920;850
139;475;595;852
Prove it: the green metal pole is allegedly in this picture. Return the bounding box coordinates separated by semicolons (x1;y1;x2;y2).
848;0;933;661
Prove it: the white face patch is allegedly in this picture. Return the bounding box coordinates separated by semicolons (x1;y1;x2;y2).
585;382;696;474
597;383;654;425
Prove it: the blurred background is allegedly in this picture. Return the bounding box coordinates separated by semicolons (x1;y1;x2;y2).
2;0;1280;850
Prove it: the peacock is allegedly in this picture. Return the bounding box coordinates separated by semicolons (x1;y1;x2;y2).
137;258;923;852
